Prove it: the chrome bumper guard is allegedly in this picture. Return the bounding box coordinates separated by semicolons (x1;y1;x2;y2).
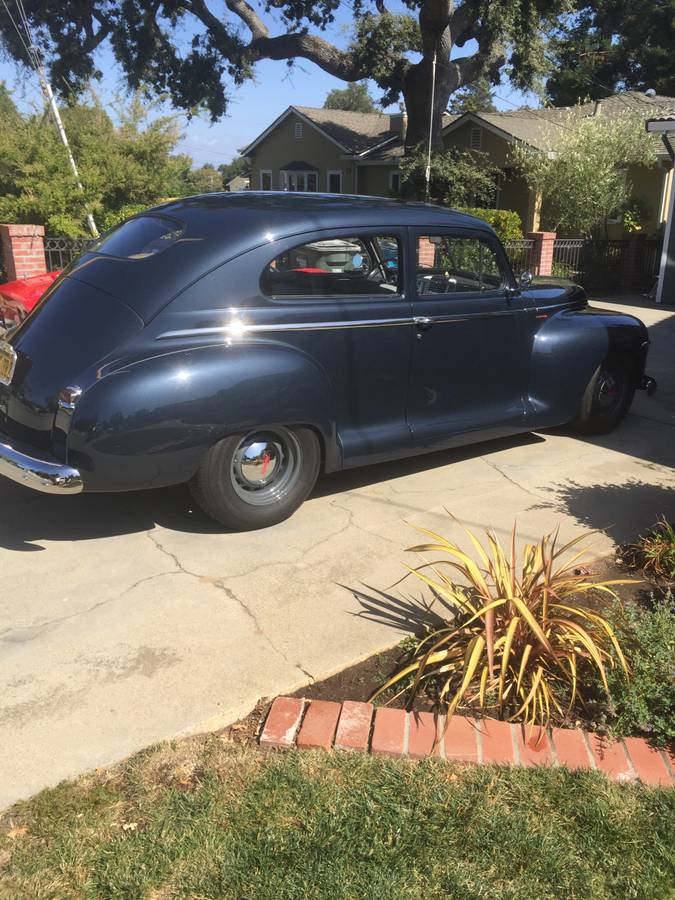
0;433;83;495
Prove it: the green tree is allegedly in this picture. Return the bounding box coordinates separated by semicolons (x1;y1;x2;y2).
512;109;659;236
218;156;250;188
546;1;675;106
448;77;497;114
397;145;499;207
186;163;221;193
0;2;570;151
0;93;192;236
324;82;376;113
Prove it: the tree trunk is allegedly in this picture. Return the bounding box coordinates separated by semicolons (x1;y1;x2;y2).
402;15;454;151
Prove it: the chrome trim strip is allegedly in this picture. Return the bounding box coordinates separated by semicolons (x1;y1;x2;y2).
0;437;83;495
157;308;524;341
157;317;414;340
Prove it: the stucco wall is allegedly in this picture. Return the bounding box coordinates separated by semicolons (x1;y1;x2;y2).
248;112;356;193
356;165;399;197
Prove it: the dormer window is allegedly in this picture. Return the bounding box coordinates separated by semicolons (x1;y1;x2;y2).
294;122;303;139
470;126;482;150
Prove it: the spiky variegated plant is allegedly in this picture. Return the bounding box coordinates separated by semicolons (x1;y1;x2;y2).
372;523;631;728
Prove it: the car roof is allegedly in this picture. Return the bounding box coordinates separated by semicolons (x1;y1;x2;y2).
66;193;494;322
152;191;491;234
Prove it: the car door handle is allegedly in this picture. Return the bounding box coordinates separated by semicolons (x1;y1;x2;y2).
413;316;433;331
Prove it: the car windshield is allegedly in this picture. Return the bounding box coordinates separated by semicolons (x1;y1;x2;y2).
92;216;184;260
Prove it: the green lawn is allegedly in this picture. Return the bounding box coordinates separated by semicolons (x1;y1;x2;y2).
1;737;673;899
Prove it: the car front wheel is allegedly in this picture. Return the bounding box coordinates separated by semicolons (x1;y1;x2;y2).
571;354;636;435
190;426;321;530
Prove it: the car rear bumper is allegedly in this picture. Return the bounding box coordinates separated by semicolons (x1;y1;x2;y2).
0;432;83;494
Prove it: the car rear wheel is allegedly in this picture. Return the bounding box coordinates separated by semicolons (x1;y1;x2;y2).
571;354;636;435
189;426;321;530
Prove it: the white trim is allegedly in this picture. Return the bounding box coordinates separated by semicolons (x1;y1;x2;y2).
388;170;401;192
355;135;400;158
327;169;343;193
293;121;303;139
658;167;672;223
656;169;675;303
259;169;273;190
280;169;318;192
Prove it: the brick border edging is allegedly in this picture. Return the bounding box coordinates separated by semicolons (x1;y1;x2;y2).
259;697;674;788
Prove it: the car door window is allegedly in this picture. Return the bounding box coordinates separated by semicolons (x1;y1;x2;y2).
261;235;401;298
416;234;505;296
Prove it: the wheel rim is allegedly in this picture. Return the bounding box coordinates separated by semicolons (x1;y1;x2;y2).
594;365;626;416
230;428;303;507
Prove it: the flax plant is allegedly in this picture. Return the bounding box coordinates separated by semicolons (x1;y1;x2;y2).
372;523;631;728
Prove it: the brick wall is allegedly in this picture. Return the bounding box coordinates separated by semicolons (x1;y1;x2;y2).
0;224;47;281
526;231;556;276
417;236;437;268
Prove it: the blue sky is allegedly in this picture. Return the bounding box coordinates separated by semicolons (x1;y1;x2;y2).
0;2;537;168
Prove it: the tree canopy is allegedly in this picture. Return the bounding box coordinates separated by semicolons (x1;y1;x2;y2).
324;82;376;113
0;90;193;235
0;1;570;149
546;1;675;106
447;77;497;114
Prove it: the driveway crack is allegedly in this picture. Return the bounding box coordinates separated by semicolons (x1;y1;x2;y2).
479;456;542;499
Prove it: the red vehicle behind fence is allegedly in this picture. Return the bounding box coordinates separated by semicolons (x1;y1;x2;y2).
0;271;61;329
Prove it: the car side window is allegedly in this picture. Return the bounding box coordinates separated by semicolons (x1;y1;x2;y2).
416;234;505;296
261;235;401;298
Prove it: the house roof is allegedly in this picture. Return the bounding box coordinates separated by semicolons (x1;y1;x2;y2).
444;91;675;152
242;91;675;162
292;106;400;154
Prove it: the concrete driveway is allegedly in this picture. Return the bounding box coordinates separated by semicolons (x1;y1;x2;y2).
1;298;673;808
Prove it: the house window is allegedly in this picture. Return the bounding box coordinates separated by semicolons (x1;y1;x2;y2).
260;169;273;190
327;170;342;193
281;170;318;191
470;126;482;150
261;234;401;298
294;122;303;139
389;171;401;193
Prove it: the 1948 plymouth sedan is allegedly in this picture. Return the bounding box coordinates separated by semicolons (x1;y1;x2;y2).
0;194;657;530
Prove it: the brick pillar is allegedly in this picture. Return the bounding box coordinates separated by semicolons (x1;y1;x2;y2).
0;224;47;281
527;231;556;276
417;236;437;267
620;234;645;293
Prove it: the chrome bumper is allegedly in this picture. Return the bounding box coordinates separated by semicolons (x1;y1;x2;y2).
0;434;83;495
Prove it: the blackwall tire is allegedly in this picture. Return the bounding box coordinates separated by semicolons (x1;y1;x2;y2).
189;426;321;530
571;355;636;436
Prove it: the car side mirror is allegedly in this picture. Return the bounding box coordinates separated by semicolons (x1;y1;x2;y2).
519;271;533;289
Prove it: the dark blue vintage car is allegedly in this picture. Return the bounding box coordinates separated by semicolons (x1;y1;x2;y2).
0;194;656;529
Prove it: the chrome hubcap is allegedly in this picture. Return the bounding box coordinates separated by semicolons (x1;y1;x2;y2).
231;429;302;507
597;370;620;410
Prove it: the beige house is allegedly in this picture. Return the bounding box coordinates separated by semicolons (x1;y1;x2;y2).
242;91;674;236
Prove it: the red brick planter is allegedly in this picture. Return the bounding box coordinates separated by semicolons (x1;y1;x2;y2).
260;697;674;787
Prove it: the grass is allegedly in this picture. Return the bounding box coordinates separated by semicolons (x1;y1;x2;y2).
1;738;674;899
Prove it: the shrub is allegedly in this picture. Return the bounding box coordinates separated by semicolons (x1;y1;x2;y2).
601;592;675;747
371;522;629;729
620;517;675;581
457;208;523;241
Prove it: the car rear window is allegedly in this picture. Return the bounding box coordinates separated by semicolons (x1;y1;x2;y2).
91;215;184;260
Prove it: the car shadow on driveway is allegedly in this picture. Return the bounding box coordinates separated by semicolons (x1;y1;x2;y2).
0;433;543;551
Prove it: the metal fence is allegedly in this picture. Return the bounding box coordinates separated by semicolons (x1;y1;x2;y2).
502;239;535;274
44;236;94;271
504;237;661;294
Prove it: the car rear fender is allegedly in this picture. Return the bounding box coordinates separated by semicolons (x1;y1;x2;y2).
67;341;338;492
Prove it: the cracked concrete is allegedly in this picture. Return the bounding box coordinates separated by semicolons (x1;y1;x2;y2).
1;299;673;809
